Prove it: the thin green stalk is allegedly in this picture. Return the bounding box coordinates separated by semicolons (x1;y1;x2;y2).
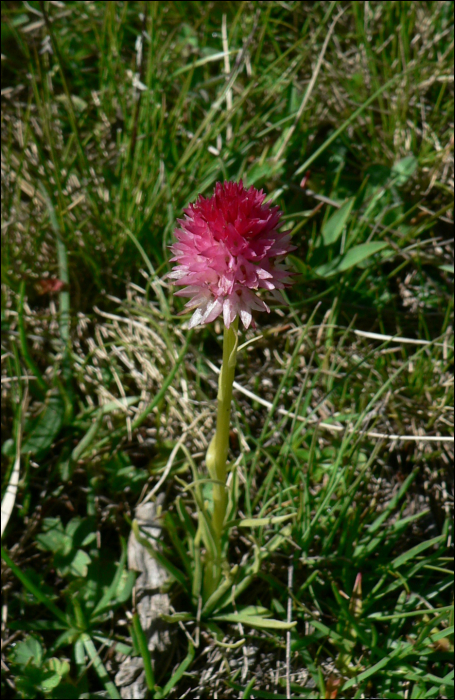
81;634;121;700
204;318;238;595
159;641;195;698
207;318;239;540
132;612;155;693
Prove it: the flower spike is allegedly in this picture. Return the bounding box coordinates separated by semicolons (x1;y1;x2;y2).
169;180;295;329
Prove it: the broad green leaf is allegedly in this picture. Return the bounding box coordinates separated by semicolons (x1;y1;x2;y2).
1;547;69;627
67;549;91;578
41;674;62;692
2;438;14;456
315;242;389;277
12;13;30;27
36;518;66;554
115;570;136;605
314;257;342;278
392;155;418;185
213;606;293;630
21;394;65;455
322;198;355;245
439;264;454;274
337;242;389;272
9;635;43;667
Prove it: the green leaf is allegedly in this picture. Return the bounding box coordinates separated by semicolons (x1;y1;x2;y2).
41;672;63;691
234;513;296;528
160;612;194;624
315;241;389;277
66;549;91;578
287;253;309;276
132;613;155;693
322;198;355;245
1;547;69;627
115;570;136;605
21;394;65;456
392;535;445;568
246;159;284;188
337;241;389;272
201;565;239;616
81;634;121;699
368;604;453;621
36;518;66;554
439;264;454;274
92;543;128;617
392;155;418;185
12;13;30;27
428;625;454;643
8;620;68;632
314;257;343;278
9;636;43;668
213;607;296;630
341;643;406;690
235;605;272;617
132;520;188;589
160;642;195;698
214;613;297;630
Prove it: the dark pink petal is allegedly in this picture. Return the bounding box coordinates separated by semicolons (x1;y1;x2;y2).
169;180;294;329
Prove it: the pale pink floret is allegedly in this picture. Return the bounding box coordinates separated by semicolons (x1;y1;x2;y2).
169;180;295;329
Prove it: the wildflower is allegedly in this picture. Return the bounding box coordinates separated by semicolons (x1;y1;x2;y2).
169;180;295;329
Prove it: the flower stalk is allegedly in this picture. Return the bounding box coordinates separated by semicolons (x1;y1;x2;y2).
168;180;295;599
206;318;238;537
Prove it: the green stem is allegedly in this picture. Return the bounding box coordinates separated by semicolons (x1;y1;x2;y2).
205;317;238;594
81;634;121;699
132;612;155;693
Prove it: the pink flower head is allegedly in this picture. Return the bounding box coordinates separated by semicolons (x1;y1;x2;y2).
169;180;295;329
